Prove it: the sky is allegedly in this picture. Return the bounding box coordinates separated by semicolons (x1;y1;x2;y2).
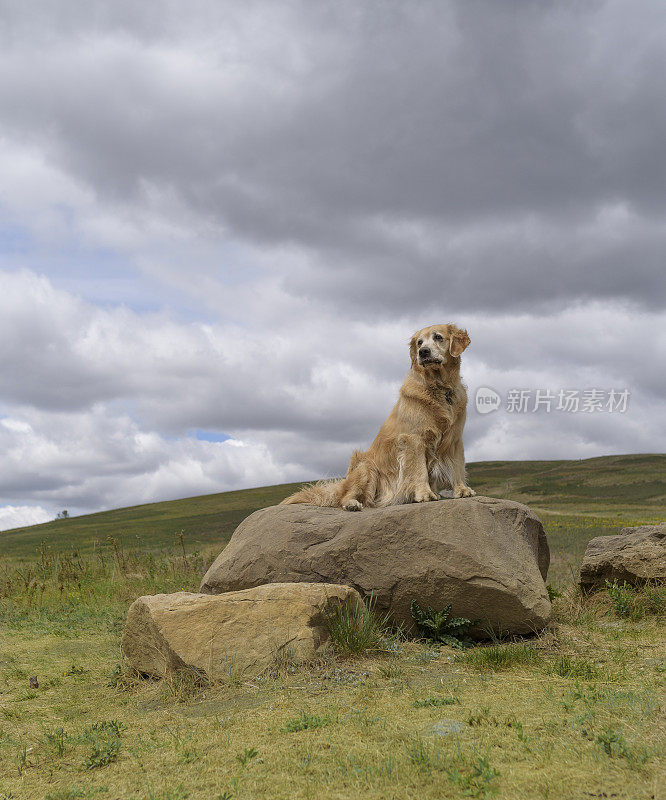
0;0;665;529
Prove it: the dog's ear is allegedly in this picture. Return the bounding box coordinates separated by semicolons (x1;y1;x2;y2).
409;333;419;366
449;327;470;358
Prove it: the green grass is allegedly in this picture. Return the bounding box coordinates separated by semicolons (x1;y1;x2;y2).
281;711;331;733
458;643;543;671
0;454;665;799
0;482;306;560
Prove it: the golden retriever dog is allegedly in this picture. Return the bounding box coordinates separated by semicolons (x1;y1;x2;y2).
281;323;475;511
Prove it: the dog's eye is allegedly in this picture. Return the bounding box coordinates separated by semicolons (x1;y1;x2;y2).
433;333;443;341
417;339;423;347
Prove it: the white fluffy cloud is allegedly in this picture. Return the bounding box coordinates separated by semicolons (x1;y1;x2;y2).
0;269;663;529
1;1;665;529
0;504;52;530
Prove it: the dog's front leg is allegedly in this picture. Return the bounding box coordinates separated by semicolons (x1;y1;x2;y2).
447;441;476;498
397;434;439;503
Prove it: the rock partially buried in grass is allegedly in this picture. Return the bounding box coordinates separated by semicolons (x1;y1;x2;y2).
121;582;361;680
199;497;551;636
579;523;666;591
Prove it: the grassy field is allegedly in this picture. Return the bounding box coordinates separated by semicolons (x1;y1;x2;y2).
0;454;665;799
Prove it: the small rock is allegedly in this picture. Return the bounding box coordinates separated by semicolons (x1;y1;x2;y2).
579;523;666;591
121;582;360;681
425;719;465;736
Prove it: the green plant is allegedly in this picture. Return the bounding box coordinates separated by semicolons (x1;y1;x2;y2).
281;710;330;733
550;655;604;681
405;737;437;773
412;695;460;708
594;727;653;765
236;747;259;767
377;661;404;679
405;739;500;796
605;579;635;617
444;753;500;798
546;584;562;602
42;726;68;758
324;595;392;655
16;744;28;775
64;664;87;676
410;600;475;648
179;747;200;763
604;580;666;621
81;720;124;769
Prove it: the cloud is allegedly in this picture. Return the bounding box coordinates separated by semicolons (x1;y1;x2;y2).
2;1;666;318
0;504;52;531
0;2;664;525
0;268;662;529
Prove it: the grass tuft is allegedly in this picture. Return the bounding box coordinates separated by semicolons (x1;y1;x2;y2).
594;727;655;766
324;595;392;656
606;579;666;621
549;655;607;681
281;710;331;733
81;720;124;769
412;695;460;708
459;643;542;671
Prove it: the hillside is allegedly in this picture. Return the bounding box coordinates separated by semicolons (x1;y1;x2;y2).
1;454;664;565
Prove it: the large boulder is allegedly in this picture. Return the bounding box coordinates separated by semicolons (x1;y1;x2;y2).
200;497;551;636
579;523;666;591
121;582;360;680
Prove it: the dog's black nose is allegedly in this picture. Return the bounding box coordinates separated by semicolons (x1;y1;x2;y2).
418;347;431;359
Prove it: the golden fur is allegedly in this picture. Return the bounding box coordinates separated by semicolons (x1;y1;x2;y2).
281;323;475;511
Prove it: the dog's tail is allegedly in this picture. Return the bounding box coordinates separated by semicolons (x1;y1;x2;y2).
279;479;343;508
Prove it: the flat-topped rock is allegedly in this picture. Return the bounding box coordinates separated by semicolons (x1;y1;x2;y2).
121;582;360;680
579;523;666;591
200;497;551;637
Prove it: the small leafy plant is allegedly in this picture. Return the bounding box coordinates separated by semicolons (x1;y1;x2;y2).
413;695;460;708
281;710;330;733
81;720;124;769
236;747;259;767
546;584;562;602
410;600;475;648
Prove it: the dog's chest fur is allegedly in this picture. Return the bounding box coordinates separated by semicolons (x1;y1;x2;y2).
424;385;465;484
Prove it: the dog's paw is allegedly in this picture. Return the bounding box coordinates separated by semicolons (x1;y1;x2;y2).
413;486;440;503
342;499;363;511
453;485;476;498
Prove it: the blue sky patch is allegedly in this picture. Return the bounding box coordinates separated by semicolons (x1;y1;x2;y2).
191;429;231;443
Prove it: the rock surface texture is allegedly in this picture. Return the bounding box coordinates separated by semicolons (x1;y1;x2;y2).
200;497;551;636
579;523;666;591
122;582;360;680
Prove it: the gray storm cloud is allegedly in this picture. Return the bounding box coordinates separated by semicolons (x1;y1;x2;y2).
0;0;664;526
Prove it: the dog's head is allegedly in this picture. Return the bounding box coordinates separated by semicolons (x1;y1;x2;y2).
409;324;470;368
